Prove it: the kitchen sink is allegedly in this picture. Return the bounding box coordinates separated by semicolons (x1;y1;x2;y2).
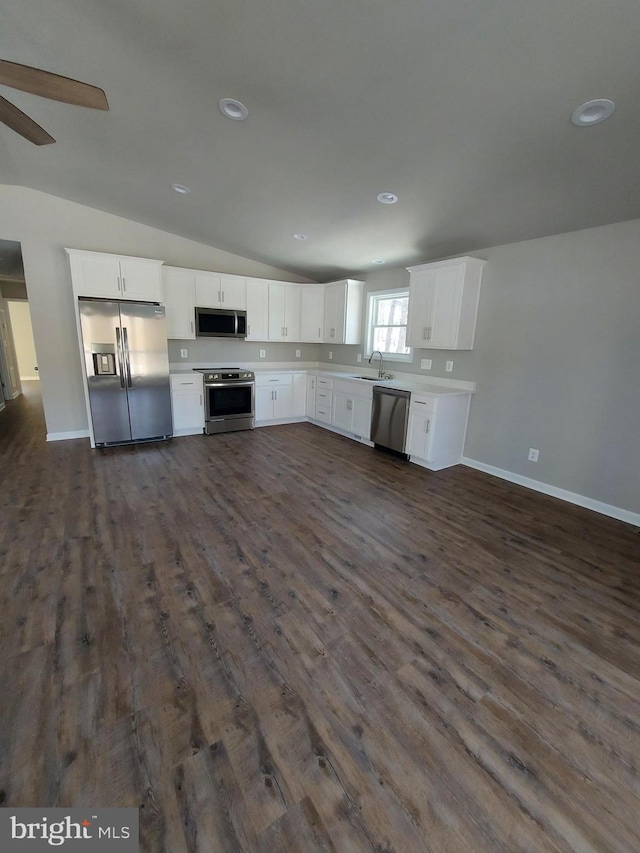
351;376;379;381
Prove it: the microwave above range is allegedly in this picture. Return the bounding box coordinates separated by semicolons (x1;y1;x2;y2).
195;306;247;338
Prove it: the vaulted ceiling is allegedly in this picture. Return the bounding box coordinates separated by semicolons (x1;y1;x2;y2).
2;0;639;280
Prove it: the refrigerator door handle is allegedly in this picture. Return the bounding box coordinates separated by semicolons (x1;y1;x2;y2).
115;326;126;388
122;327;133;388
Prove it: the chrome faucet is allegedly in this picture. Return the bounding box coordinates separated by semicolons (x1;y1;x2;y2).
369;350;385;378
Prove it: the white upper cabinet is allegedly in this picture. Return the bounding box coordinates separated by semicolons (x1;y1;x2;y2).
299;285;325;342
323;279;364;344
66;249;163;302
268;283;301;341
406;256;485;350
163;267;196;339
246;278;270;341
195;272;246;309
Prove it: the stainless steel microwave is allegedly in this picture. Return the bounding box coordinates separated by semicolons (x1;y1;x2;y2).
195;307;247;338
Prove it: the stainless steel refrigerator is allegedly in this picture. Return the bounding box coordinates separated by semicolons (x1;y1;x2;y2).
79;299;173;446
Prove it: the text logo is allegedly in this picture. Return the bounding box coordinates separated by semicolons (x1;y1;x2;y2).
0;809;138;851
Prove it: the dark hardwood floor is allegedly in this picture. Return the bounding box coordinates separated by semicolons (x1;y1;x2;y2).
1;383;640;852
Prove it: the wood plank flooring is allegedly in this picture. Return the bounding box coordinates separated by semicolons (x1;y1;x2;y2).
1;382;640;851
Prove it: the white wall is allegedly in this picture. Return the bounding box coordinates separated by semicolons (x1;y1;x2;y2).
7;301;39;380
0;185;312;436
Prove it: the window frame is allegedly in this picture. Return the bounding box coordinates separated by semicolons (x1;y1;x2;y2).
365;288;412;363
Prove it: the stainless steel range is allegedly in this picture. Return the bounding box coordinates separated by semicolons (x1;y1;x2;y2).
194;368;255;434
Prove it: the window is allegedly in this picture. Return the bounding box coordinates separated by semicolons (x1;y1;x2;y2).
366;289;411;361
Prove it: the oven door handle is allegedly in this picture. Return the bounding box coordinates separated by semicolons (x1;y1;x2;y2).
204;381;255;388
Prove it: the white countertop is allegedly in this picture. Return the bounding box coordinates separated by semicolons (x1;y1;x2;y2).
169;363;475;396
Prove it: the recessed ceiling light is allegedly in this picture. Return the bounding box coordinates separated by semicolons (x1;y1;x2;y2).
218;98;249;121
377;192;398;205
571;99;615;127
371;258;385;265
171;183;190;194
291;232;308;240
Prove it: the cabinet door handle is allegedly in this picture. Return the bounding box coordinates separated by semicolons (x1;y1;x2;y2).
285;326;288;337
427;326;432;340
117;276;121;292
347;399;352;411
248;324;251;335
425;418;431;434
190;320;194;334
200;394;203;406
269;378;278;382
221;290;224;303
122;276;126;292
318;327;321;338
414;400;426;405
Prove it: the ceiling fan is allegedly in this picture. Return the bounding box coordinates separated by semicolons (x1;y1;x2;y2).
0;59;109;146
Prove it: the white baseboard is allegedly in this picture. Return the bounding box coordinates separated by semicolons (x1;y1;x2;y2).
46;429;90;442
461;456;640;527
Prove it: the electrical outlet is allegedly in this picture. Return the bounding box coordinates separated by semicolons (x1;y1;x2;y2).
329;351;333;360
180;349;188;359
357;354;362;363
445;360;454;372
421;359;432;370
295;349;301;358
528;448;539;462
259;349;266;358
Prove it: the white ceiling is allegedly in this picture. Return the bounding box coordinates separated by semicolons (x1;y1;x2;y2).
2;0;639;280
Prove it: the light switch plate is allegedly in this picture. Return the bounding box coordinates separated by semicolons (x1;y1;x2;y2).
295;349;301;358
445;360;454;372
421;358;432;370
357;354;362;363
259;349;266;358
528;448;539;462
329;351;333;360
180;349;188;359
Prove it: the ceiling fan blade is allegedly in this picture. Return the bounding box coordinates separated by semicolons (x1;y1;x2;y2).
0;60;109;110
0;94;55;145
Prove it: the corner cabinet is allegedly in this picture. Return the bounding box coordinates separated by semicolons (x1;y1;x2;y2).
255;372;306;425
407;392;471;470
323;279;364;344
406;257;484;350
66;249;163;302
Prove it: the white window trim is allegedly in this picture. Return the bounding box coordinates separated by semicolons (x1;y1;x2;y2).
365;288;412;363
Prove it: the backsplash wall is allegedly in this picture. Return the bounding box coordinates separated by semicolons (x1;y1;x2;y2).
168;338;322;366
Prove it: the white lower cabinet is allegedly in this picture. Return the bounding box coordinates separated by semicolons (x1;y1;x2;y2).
313;375;333;424
331;379;372;439
407;392;471;470
306;375;317;418
255;372;306;424
170;374;204;436
406;396;435;462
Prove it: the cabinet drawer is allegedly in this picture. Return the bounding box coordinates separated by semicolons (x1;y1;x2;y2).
315;406;332;424
316;390;332;405
316;376;333;390
255;373;293;388
410;394;436;413
171;374;202;392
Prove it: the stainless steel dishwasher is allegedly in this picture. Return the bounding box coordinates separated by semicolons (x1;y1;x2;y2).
371;386;410;457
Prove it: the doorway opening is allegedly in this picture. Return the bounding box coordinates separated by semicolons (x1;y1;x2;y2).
0;239;28;407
